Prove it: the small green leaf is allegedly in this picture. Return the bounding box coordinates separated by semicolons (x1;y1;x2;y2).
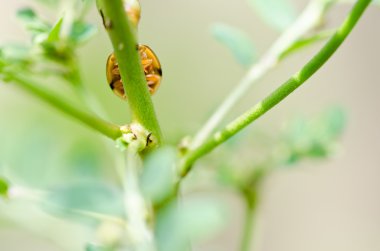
17;8;37;21
0;44;30;61
156;198;226;251
62;139;105;178
70;21;97;44
246;0;297;31
0;177;10;198
46;18;63;42
280;30;335;60
43;181;124;222
16;7;51;34
321;106;346;137
85;244;100;251
211;23;256;67
85;243;108;251
140;147;177;204
282;107;346;165
0;54;4;73
0;44;31;71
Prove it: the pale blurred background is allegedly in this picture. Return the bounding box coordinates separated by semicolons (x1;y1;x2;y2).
0;0;380;251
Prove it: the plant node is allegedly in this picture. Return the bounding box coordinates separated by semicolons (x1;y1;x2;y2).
117;123;157;152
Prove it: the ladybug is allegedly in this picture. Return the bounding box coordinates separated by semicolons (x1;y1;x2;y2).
124;0;141;27
106;44;162;99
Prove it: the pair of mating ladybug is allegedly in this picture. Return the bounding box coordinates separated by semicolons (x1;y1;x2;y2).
106;0;162;99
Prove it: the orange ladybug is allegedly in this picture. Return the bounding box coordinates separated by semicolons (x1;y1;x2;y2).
106;44;162;99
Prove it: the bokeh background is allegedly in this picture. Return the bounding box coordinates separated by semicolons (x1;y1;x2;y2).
0;0;380;251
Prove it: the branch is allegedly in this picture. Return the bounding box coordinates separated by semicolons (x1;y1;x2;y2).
180;0;372;177
239;192;257;251
122;149;157;250
96;0;163;144
190;0;334;149
10;74;122;140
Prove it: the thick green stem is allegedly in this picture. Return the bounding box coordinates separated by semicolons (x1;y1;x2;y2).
96;0;162;144
180;0;371;177
11;74;122;140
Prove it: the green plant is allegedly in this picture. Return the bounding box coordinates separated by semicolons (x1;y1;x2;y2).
0;0;376;250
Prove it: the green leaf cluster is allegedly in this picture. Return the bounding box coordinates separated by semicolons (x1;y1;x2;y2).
1;3;96;85
43;181;124;222
140;147;177;204
283;106;346;164
156;198;226;251
217;107;347;192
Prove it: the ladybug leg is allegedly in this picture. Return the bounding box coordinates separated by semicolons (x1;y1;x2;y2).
146;74;160;84
138;45;146;54
112;66;120;75
111;79;126;98
146;74;161;94
141;58;153;73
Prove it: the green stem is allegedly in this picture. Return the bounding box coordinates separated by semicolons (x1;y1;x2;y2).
96;0;162;144
190;0;333;149
240;195;256;251
11;74;122;140
180;0;371;177
123;149;156;251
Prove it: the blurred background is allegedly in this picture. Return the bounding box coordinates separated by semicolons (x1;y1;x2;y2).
0;0;380;251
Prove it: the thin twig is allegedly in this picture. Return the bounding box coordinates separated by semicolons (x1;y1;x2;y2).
190;0;333;149
10;73;122;140
180;0;372;177
239;193;257;251
122;148;157;251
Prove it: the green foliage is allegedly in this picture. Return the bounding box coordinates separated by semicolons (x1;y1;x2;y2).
6;126;59;187
246;0;297;31
140;147;177;204
216;107;346;192
0;177;10;198
70;21;97;44
156;198;226;251
280;30;335;59
85;243;110;251
283;107;346;164
0;0;372;251
62;139;108;177
1;4;97;85
211;23;257;67
0;44;32;75
44;181;124;221
16;7;51;36
46;18;64;43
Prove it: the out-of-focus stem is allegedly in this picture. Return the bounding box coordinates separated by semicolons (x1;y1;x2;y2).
10;73;122;140
190;0;333;149
180;0;372;177
239;194;256;251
